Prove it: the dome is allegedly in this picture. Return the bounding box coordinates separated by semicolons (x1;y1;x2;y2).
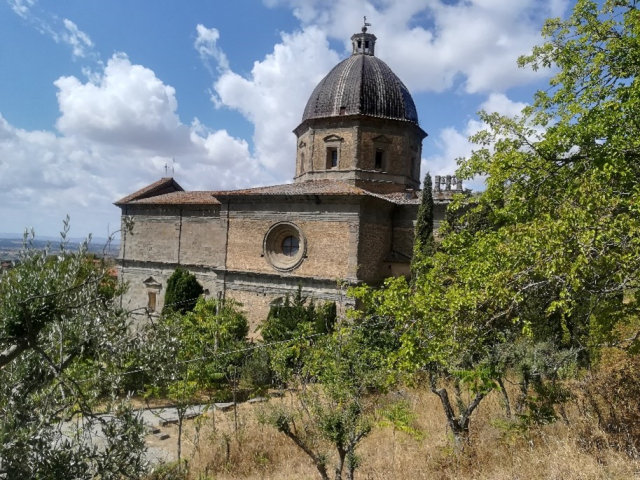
302;46;419;125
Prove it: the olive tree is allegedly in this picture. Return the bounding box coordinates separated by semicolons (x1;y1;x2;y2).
262;318;394;480
0;223;148;479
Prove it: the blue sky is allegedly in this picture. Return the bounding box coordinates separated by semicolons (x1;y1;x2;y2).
0;0;571;237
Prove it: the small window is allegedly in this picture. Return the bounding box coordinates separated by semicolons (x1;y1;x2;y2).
148;291;157;312
364;40;370;53
375;150;384;170
282;236;299;257
357;40;362;49
339;107;346;115
327;147;338;169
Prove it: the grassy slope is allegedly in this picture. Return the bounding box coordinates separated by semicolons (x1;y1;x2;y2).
161;383;638;480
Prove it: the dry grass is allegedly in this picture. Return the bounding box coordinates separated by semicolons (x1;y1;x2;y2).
155;384;640;480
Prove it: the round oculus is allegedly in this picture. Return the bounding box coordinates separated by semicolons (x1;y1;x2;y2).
263;222;306;271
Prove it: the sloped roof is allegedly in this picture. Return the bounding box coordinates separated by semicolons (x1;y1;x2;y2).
114;179;371;206
114;177;184;205
371;190;457;205
114;178;455;207
124;191;220;205
210;180;370;197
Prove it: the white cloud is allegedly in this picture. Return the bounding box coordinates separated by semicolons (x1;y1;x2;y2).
264;0;569;93
7;1;97;61
212;26;340;174
425;93;529;190
199;0;566;194
7;0;36;18
480;93;529;119
204;1;556;188
55;53;188;151
195;24;229;71
0;54;266;236
2;0;566;235
61;19;94;59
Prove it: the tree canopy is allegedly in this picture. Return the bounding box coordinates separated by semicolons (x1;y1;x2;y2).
354;0;640;444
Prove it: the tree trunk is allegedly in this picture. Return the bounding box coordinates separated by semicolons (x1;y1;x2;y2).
497;377;512;418
516;376;529;414
431;384;485;450
347;467;355;480
281;429;330;480
346;454;356;480
211;395;217;434
334;447;346;480
177;412;183;464
0;341;28;369
233;371;238;436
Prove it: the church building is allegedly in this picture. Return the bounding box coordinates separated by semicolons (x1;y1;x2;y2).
115;27;462;327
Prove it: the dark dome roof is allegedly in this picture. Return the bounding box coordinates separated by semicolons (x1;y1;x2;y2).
302;54;419;125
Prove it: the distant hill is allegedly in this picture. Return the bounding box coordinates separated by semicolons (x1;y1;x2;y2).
0;233;119;245
0;236;119;261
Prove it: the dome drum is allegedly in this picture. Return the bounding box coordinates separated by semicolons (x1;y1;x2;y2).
294;115;423;193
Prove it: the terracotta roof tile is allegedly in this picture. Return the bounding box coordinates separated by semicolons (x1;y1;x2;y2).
372;189;460;205
371;191;420;205
210;180;371;197
126;191;221;205
115;179;459;207
115;178;184;205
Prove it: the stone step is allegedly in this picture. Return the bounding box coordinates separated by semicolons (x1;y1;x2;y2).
214;402;236;412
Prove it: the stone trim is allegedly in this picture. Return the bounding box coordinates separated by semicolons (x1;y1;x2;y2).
263;221;307;272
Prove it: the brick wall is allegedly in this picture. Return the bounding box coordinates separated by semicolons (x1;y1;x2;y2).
225;289;276;337
179;217;227;266
308;125;358;171
122;215;181;264
226;217;352;280
119;266;220;325
358;221;392;283
224;274;349;337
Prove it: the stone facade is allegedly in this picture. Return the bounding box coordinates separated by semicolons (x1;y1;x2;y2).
115;28;464;326
294;115;425;194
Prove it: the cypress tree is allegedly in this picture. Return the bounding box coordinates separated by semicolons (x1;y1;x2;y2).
412;172;435;271
162;267;204;315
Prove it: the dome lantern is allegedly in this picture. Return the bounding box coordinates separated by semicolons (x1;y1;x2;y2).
351;18;376;56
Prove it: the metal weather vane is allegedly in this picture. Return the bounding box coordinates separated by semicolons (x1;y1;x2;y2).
362;16;371;33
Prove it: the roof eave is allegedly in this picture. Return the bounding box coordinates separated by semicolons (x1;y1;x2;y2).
114;177;185;206
294;115;427;139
